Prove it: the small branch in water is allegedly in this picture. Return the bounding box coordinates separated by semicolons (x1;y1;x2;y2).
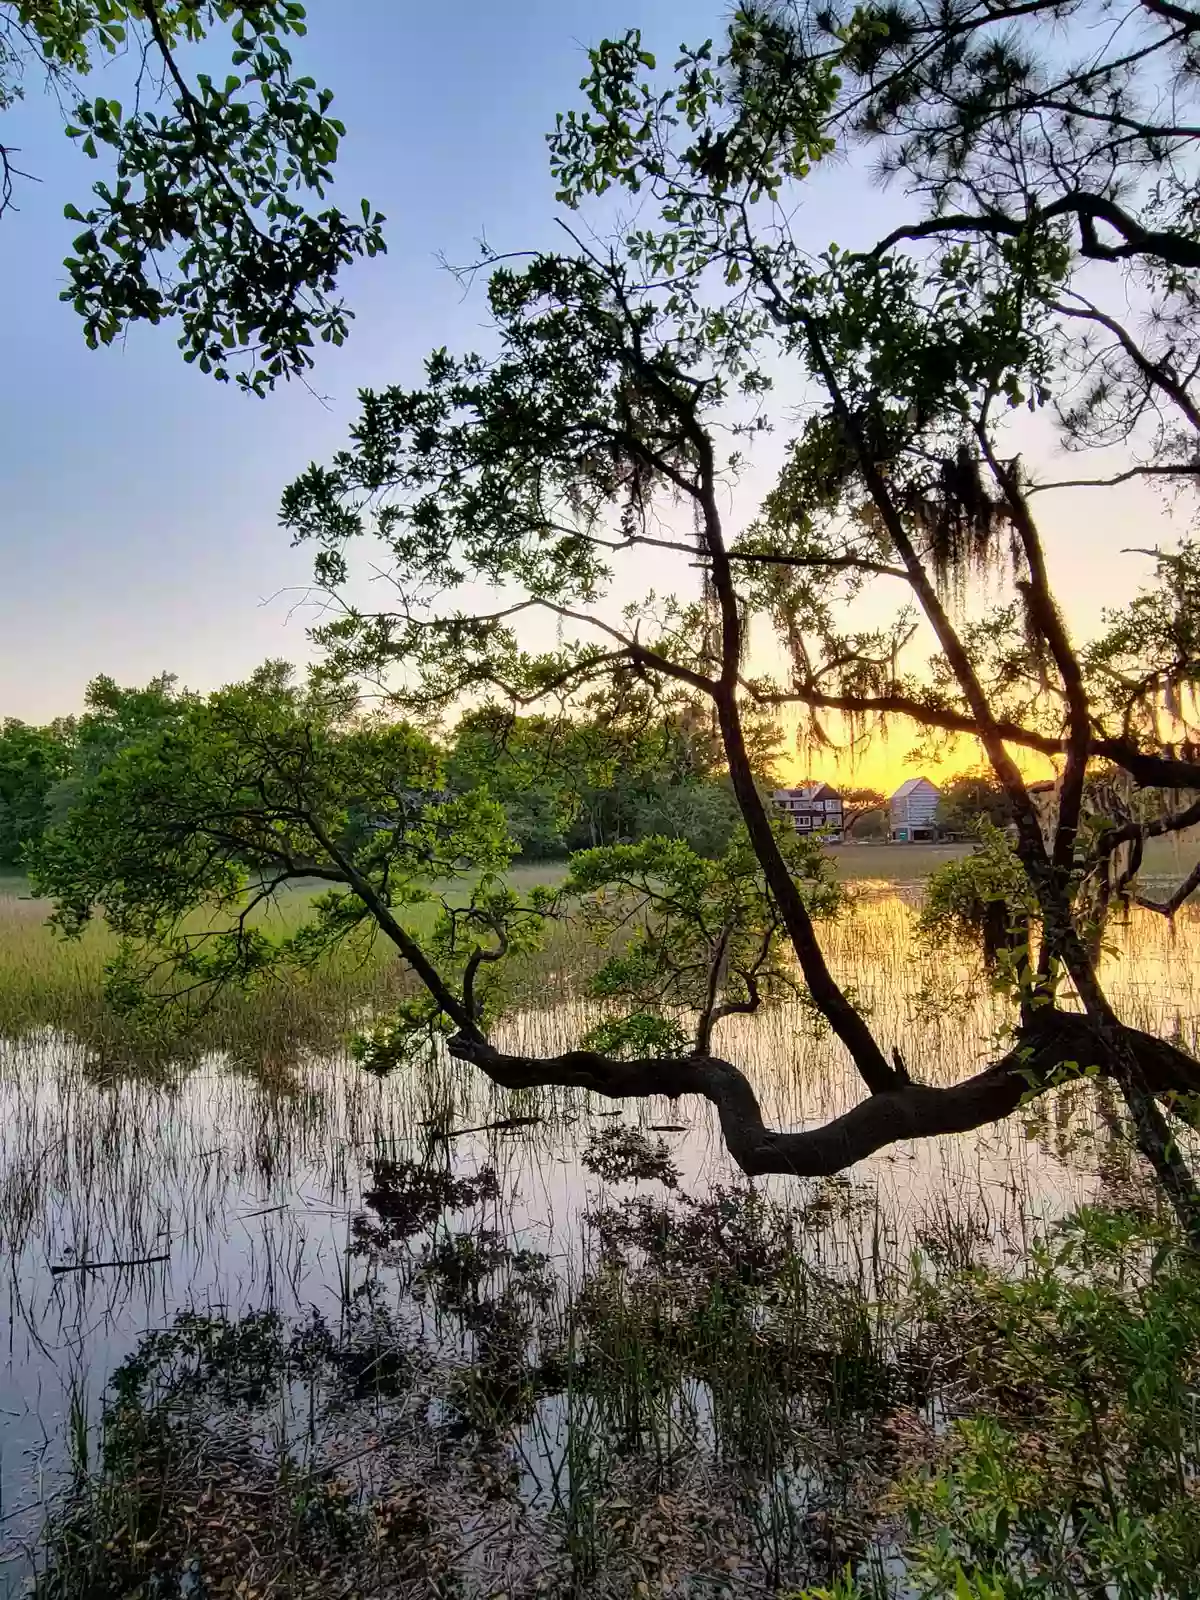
50;1253;170;1276
423;1115;544;1140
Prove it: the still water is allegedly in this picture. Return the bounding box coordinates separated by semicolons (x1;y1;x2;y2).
0;891;1196;1591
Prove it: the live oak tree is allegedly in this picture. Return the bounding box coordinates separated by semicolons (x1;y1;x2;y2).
32;6;1200;1234
29;662;835;1070
1;2;384;391
838;786;887;837
446;697;749;859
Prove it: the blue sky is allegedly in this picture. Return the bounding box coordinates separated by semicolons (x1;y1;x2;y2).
0;0;1180;730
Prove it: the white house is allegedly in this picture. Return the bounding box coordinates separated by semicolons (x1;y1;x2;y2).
771;783;844;840
889;777;940;841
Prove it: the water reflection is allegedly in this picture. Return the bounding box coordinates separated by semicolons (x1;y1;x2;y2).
0;894;1196;1591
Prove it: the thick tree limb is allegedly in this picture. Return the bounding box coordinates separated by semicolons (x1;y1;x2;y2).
870;193;1200;274
447;1011;1200;1179
1135;861;1200;917
1094;796;1200;860
750;681;1200;791
603;304;903;1096
976;434;1089;874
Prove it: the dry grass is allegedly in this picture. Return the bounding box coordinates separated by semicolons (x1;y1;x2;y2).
828;833;1200;882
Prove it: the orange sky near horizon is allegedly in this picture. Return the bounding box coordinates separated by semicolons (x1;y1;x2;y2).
774;712;1059;796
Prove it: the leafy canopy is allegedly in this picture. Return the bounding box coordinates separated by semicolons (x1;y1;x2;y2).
1;2;384;390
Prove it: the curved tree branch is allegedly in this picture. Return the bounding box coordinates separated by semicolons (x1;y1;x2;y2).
1135;861;1200;917
448;1010;1200;1179
870;192;1200;274
750;681;1200;792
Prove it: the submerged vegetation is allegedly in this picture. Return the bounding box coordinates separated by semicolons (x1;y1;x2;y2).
28;1154;1200;1600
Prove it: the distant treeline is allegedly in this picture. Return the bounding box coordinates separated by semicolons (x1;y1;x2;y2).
0;670;779;870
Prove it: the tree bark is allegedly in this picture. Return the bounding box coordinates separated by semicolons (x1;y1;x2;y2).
447;1010;1200;1181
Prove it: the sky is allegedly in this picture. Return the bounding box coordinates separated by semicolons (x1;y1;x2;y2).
0;0;1188;791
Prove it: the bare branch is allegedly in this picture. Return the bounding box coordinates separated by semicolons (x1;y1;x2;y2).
447;1010;1200;1179
1135;861;1200;917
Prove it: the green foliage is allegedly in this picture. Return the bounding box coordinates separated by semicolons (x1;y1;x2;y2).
796;0;1200;460
626;777;741;859
0;673;197;868
27;661;515;1023
1;1;384;390
898;1207;1200;1598
569;826;843;1053
582;1010;692;1060
0;718;71;866
1084;541;1200;746
70;671;195;779
920;828;1036;971
350;993;454;1077
936;768;1016;837
785;1206;1200;1599
446;698;748;861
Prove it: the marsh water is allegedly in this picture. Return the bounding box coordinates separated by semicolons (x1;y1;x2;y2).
1;886;1197;1594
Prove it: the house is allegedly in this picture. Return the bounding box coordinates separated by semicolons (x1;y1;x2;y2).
771;783;844;840
889;777;941;841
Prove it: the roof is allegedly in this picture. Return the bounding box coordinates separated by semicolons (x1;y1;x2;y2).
775;782;841;801
891;777;940;799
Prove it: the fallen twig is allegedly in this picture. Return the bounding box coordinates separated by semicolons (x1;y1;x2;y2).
425;1115;543;1140
50;1253;170;1276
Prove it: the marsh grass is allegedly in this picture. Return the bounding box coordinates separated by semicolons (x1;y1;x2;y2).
4;881;1200;1596
0;865;587;1067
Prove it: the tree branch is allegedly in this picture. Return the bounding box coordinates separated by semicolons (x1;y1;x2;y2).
1050;298;1200;438
870;192;1200;274
447;1010;1200;1179
749;681;1200;792
301;812;476;1035
1135;861;1200;917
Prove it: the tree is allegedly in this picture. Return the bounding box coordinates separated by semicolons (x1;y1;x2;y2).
627;779;741;859
0;718;71;866
35;13;1200;1235
766;0;1200;472
29;661;837;1064
30;663;522;1024
935;769;1014;837
0;673;199;863
1;2;384;392
839;786;886;838
446;695;751;859
71;671;195;777
446;707;572;860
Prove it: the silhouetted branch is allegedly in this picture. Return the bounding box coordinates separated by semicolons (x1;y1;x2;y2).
1135;861;1200;918
447;1010;1200;1179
